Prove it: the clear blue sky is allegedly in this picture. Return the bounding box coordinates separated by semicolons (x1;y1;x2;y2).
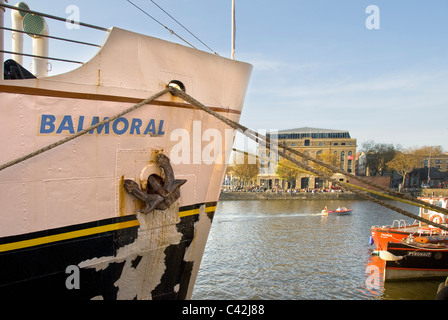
3;0;448;151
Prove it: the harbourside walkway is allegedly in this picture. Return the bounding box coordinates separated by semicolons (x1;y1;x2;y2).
219;190;360;201
219;188;448;201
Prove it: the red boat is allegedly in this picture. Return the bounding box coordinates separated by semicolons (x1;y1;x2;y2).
370;197;448;252
322;207;352;215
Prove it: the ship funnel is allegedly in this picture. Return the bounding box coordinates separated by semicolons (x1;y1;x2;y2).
23;12;49;78
0;0;5;79
11;2;29;65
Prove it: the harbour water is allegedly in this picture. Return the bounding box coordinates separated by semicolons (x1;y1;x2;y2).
192;199;442;300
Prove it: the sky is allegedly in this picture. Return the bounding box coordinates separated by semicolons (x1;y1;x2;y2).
3;0;448;151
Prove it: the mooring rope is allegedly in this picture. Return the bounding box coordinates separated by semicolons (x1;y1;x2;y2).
1;84;446;232
0;88;170;172
233;148;445;213
167;86;448;232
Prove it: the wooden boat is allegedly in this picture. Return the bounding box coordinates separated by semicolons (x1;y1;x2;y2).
381;235;448;281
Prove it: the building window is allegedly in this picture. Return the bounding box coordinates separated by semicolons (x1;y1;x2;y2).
304;140;310;146
347;151;353;172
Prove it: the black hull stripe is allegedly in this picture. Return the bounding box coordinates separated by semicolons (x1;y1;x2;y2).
0;202;217;254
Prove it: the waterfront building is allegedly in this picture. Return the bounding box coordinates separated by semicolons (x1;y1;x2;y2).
421;153;448;173
257;127;357;190
407;167;448;188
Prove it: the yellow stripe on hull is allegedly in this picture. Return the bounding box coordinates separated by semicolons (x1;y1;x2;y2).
0;220;140;253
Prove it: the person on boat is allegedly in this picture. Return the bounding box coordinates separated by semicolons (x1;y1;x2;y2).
336;207;341;211
322;206;328;214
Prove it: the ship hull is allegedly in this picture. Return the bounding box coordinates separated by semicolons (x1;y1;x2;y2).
370;226;415;251
0;27;252;299
384;242;448;281
1;204;216;300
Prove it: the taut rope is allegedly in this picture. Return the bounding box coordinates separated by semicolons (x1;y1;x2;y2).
1;84;446;231
167;86;448;232
0;88;170;172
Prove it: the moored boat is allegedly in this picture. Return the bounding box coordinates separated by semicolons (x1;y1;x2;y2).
370;197;448;252
381;235;448;281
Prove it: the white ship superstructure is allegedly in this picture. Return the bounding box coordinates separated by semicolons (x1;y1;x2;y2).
0;3;252;299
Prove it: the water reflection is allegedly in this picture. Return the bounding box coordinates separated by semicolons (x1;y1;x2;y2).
364;254;441;300
192;199;441;300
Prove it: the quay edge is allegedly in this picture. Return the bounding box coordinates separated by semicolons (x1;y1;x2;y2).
219;191;362;201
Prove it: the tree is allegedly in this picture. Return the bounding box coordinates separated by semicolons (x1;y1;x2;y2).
413;146;443;167
313;151;339;177
413;146;443;158
276;158;302;188
386;150;418;191
227;154;259;186
361;140;400;176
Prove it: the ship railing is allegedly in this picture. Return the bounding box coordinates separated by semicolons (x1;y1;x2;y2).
0;2;109;77
390;219;408;230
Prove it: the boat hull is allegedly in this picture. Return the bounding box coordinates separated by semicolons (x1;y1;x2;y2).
370;197;448;252
327;209;352;215
0;28;253;299
383;242;448;281
0;204;216;299
370;226;414;251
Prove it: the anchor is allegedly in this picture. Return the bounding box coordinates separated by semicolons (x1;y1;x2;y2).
123;154;187;214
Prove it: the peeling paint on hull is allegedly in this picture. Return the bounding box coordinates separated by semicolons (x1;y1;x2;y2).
0;26;251;300
0;203;216;300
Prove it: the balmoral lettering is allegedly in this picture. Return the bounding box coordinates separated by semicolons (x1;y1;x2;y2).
39;114;165;137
